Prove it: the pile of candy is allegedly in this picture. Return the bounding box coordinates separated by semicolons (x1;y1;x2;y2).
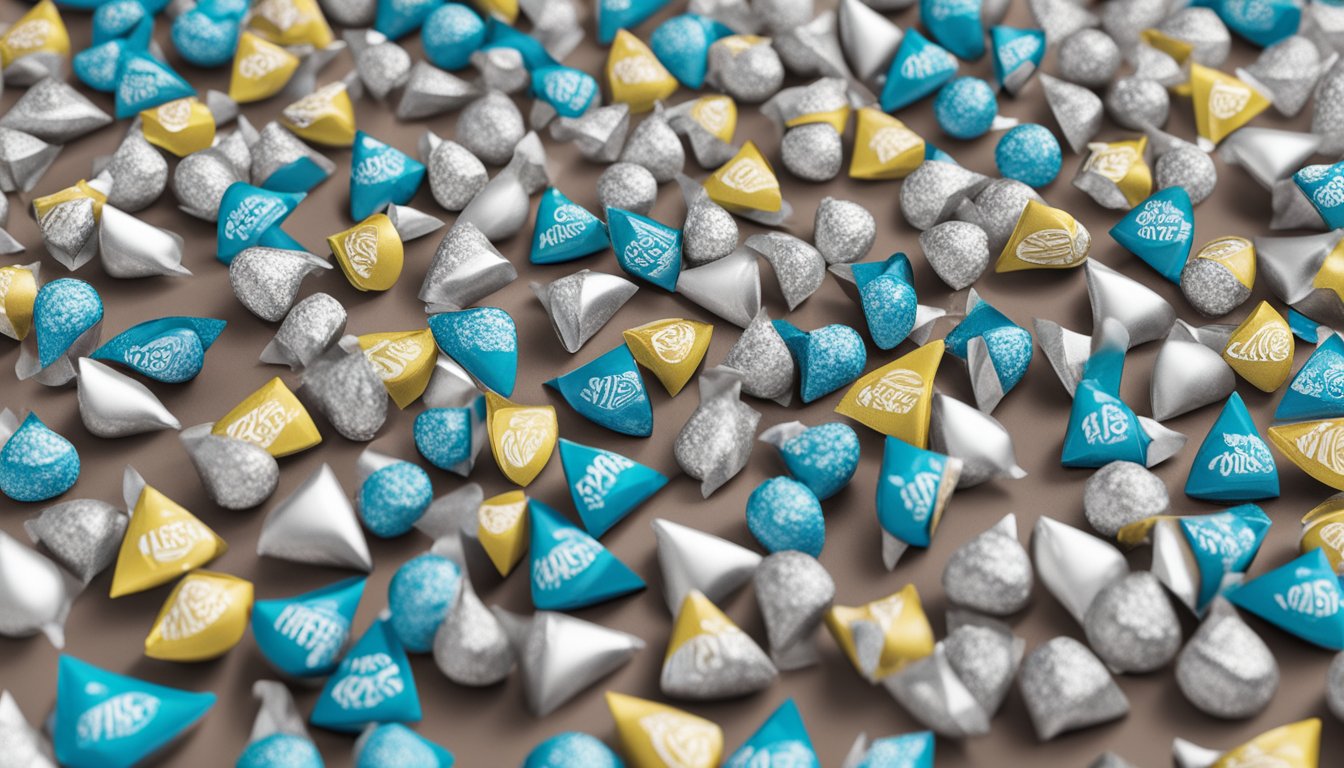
2;0;1344;763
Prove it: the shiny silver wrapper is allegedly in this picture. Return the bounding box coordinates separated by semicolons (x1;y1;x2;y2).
550;104;630;163
247;680;312;748
396;60;480;121
1328;651;1344;721
94;127;168;213
173;146;244;221
675;246;762;328
943;513;1033;616
619;107;685;183
745;232;824;310
320;0;375;27
1172;739;1226;768
1304;0;1344;55
760;78;850;133
300;336;389;442
229;247;333;322
419;222;518;310
678;173;738;266
1089;753;1138;768
943;615;1023;714
0;127;60;193
1175;597;1278;719
1032;516;1128;625
1181;255;1250;318
0;689;55;767
884;619;1022;737
1105;77;1170;131
257;463;373;571
471;47;530;95
1237;36;1331;118
492;607;645;717
814;197;875;266
260;292;346;370
1130;42;1187;87
1152;139;1217;205
757;0;813;33
459;132;549;242
34;180;111;271
1313;58;1344;155
661;595;777;699
754;549;834;670
1274;178;1329;229
929;393;1027;488
1150;326;1235;420
773;12;855;84
251;122;336;192
1057;29;1121;88
722;308;795;404
675;366;762;497
386;204;444;241
412;482;481;541
1255;229;1344;322
75;357;180;437
666;100;740;170
707;36;785;103
520;0;583;60
98;205;190;279
180;422;279;510
218;118;260;177
423;134;488;214
1;46;62;88
0;78;111;144
531;269;637;353
1027;0;1097;44
597;161;657;216
1159;7;1231;66
780;124;842;182
433;577;515;687
690;0;758;33
1219;127;1322;191
0;530;78;648
921;220;989;290
837;0;903;83
458;90;525;165
1018;636;1130;741
345;29;411;101
1083;571;1181;673
1101;0;1169;53
958;178;1044;255
1041;74;1103;155
24;498;125;585
652;517;762;614
1086;260;1175;348
1083;461;1169;538
901;161;991;232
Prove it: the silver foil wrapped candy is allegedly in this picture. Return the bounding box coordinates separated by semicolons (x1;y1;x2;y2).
386;204;444;242
652;517;761;614
1313;59;1344;155
396;61;480;121
433;576;516;687
550;104;630;163
667;98;740;169
423;132;488;212
660;590;777;699
229;247;333;322
1083;461;1170;537
244;680;315;759
345;29;411;101
745;232;824;309
958;178;1044;255
1151;135;1217;205
753;549;834;670
301;336;389;442
814;197;875;265
1105;77;1170;131
1329;652;1344;721
260;292;346;370
707;35;786;103
532;269;638;353
457;90;525;165
597;161;658;216
493;607;645;716
1176;598;1279;719
620;108;685;183
0;78;111;144
1150;324;1236;420
1041;74;1103;155
676;246;762;328
180;423;280;511
97;205;190;279
1255;229;1344;322
1238;36;1332;118
472;47;529;95
1086;260;1176;348
780;123;842;182
1159;7;1231;66
24;498;126;585
75;357;180;437
0;127;60;193
722;308;795;404
901;161;990;232
1032;516;1128;625
837;0;903;82
675;366;762;496
929;393;1027;488
1218;127;1322;191
257;463;373;571
458;132;549;242
678;174;739;267
1018;636;1130;741
0;689;55;767
1029;0;1098;44
942;513;1033;616
0;530;78;647
921;220;990;290
33;179;110;271
419;222;518;310
1057;29;1121;88
1083;571;1181;673
173;146;245;222
94;127;168;213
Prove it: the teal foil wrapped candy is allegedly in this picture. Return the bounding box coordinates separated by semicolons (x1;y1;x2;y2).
773;319;866;404
530;187;608;264
311;619;422;732
830;253;944;351
91;316;226;383
216;183;306;264
1277;333;1344;420
608;207;683;292
559;438;668;537
943;290;1031;413
0;411;80;502
387;551;462;652
113;50;195;119
546;344;653;437
877;436;962;568
529;499;645;610
350;131;426;221
1226;548;1344;650
1185;392;1279;501
746;476;824;557
1109;186;1195;284
355;723;456;767
251;576;366;678
759;421;860;501
881;30;958;113
725;699;820;767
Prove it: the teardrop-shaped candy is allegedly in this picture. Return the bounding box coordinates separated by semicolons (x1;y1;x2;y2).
0;411;80;502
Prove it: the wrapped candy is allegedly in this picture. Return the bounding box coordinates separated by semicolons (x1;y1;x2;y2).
354;723;455;767
835;341;943;446
363;329;446;406
456;131;550;242
214;376;322;457
327;213;402;291
227;33;301;103
0;0;69;86
180;423;279;510
346;30;411;101
52;656;215;768
421;221;517;309
0;78;111;144
722;309;794;403
933;78;1003;141
529;499;644;610
1174;719;1320;768
448;488;524;577
493;609;643;716
0;127;61;193
773;320;865;403
215;183;305;264
1109;187;1195;284
75;358;180;438
990;26;1045;94
1186;392;1278;501
825;584;935;682
1238;37;1330;118
943;291;1032;412
842;731;934;768
114;50;196;119
143;570;253;661
596;162;656;217
814;197;875;266
280;79;358;148
413;365;487;476
1105;77;1169;131
1117;504;1271;615
607;692;722;767
703;141;790;226
532;270;637;352
0;690;54;766
139;97;220;158
1279;334;1344;422
347;132;424;221
530;188;608;264
608;208;682;291
994;124;1059;190
1074;138;1152;211
1083;461;1168;537
485;392;558;486
428;307;517;395
1175;597;1279;719
388;548;461;653
929;393;1026;487
838;0;903;83
668;94;740;169
236;681;322;768
943;514;1032;615
24;498;125;585
651;517;757;612
1057;28;1120;87
110;470;226;597
262;293;346;371
547;345;653;436
1181;236;1255;317
662;594;772;702
876;437;961;569
252;576;365;677
92;317;225;383
675;366;762;496
624;317;713;396
1294;161;1344;231
747;476;824;556
676;246;762;327
1018;637;1129;740
1083;571;1181;673
300;337;389;441
849;108;925;180
1086;260;1175;347
311;619;421;732
759;421;858;500
830;253;943;349
754;550;833;669
32;179;108;271
706;35;785;103
0;531;78;646
1033;516;1127;626
355;452;433;538
725;700;818;766
562;440;667;536
0;262;38;343
524;732;622;768
650;14;733;88
900;160;989;232
396;61;479;120
743;232;823;309
550;104;630;163
606;29;678;113
620;107;685;183
1219;127;1320;196
1190;64;1270;149
1225;549;1344;649
257;464;373;571
0;410;80;502
96;205;190;279
249;0;335;47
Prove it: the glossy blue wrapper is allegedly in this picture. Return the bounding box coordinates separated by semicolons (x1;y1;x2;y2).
251;577;367;678
1177;505;1271;612
922;0;985;60
114;50;195;119
350;131;427;221
74;39;131;92
944;295;1031;395
92;316;226;383
771;422;860;500
1294;161;1344;230
1062;328;1149;467
530;187;608;264
847;253;921;349
1186;392;1279;501
1110;186;1195;284
376;0;444;41
546;345;654;437
311;619;422;732
608;207;683;292
880;30;958;113
1277;333;1344;420
1226;548;1344;650
216;183;306;264
876;436;954;549
413;397;486;475
990;25;1044;90
851;731;935;768
531;66;601;119
173;6;241;68
559;438;668;537
1217;0;1300;47
483;19;556;70
421;3;486;70
529;499;645;610
428;307;518;395
598;0;673;44
725;699;820;767
34;279;103;370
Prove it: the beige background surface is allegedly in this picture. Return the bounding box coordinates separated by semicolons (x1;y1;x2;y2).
2;0;1342;765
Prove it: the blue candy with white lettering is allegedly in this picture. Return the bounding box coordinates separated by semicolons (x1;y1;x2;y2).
559;438;668;537
252;577;366;678
1227;548;1344;650
1277;333;1344;420
1110;186;1195;284
529;499;645;610
608;207;683;291
91;316;226;383
311;619;421;732
881;30;958;112
350;131;426;221
530;187;608;264
725;699;820;768
1186;392;1278;501
877;436;955;550
216;183;306;264
114;50;195;119
1294;161;1344;230
990;25;1044;90
547;345;653;437
428;307;518;395
1178;505;1271;612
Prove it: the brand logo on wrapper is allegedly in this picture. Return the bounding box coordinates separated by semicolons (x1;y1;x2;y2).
500;411;551;468
155;100;194;133
330;653;404;710
866;592;908;630
1133;199;1192;243
223;195;286;242
1082;403;1131;445
532;529;601;590
1295;423;1344;474
158;580;232;641
363;337;422;380
639;713;720;768
649;322;696;364
732;741;816;766
1313;177;1344;210
574;451;636;511
75;693;161;747
901;46;954;80
538;206;592;250
580;371;643;411
544;72;593;112
1208;433;1274;477
124;336;191;375
691;98;731;135
238;47;289;80
855;369;924;414
480;498;526;535
283;83;343;129
612;55;666;85
274;600;349;669
717;158;774;194
1200;237;1250;265
1208;80;1252;120
6;19;52;54
138;520;212;563
354;149;405;186
1273;578;1341;618
1226;325;1292;363
870;127;922;164
343;225;381;279
1015;229;1086;266
1083;144;1137;182
887;470;941;524
622;217;679;276
1187;517;1258;570
225;399;301;448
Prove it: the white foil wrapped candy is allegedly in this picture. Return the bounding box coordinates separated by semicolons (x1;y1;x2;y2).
98;206;190;279
180;423;280;511
722;308;795;404
229;248;333;323
75;357;180;438
837;0;903;83
531;269;638;353
652;517;761;614
744;232;824;309
457;90;526;165
396;61;480;121
550;104;630;163
1149;324;1236;421
345;29;411;101
1041;74;1103;155
675;366;762;497
301;336;389;442
0;78;111;144
1032;516;1128;626
1218;127;1321;192
929;394;1026;488
1086;260;1175;348
0;530;78;648
260;292;347;370
94;127;168;213
419;222;518;310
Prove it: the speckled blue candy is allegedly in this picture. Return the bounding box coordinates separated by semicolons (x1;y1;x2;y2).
91;316;226;383
357;723;455;768
982;325;1032;392
933;77;998;140
650;13;731;88
779;423;860;500
387;553;462;653
774;321;867;404
358;462;434;538
0;413;80;503
376;0;444;40
114;50;196;119
994;124;1062;188
236;734;323;768
172;8;241;68
524;732;623;768
746;477;825;557
421;3;486;70
92;0;145;44
34;279;103;370
413;408;474;472
73;40;126;92
859;272;918;350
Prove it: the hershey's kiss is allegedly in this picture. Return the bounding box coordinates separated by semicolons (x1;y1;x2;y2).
754;549;835;670
1158;7;1231;66
598;162;658;216
745;232;825;310
424;134;488;212
1176;598;1279;719
1082;571;1181;673
97;128;168;213
173;147;243;221
901;161;990;232
722;308;795;404
942;513;1033;616
419;222;517;310
257;463;373;571
1018;636;1130;741
1083;461;1170;537
259;292;347;370
1238;35;1330;118
180;423;280;511
619;109;685;183
433;579;516;687
1032;516;1128;625
229;247;333;322
814;197;875;265
1057;29;1121;88
0;78;113;144
674;366;762;497
301;338;389;442
1105;78;1169;131
780;124;843;182
1150;325;1235;420
75;357;180;438
920;220;990;290
532;270;638;353
676;246;763;328
679;174;739;266
24;498;126;585
457;91;526;165
98;206;190;280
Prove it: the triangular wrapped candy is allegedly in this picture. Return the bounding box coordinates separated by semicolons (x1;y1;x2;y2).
139;97;217;158
1175;720;1320;768
1186;393;1278;501
228;32;301;103
1222;300;1294;392
990;25;1045;94
0;127;60;194
1180;235;1255;317
606;29;678;113
31;180;106;271
496;608;644;716
943;290;1032;412
1278;334;1344;420
428;307;517;396
607;692;722;768
530;64;599;123
1041;74;1103;155
0;689;54;767
0;261;39;342
744;232;825;311
1109;187;1195;284
529;499;644;611
420;222;518;310
355;328;436;408
943;514;1032;615
91;317;226;383
0;77;110;145
0;0;69;87
0;531;78;647
825;584;935;682
327;213;403;292
1032;516;1128;625
1086;260;1176;348
754;550;834;670
280;80;358;148
396;60;480;120
900;160;990;232
1191;63;1270;149
230;245;331;321
879;31;956;111
703;142;788;224
652;517;758;614
530;187;608;265
213;377;322;457
676;246;762;328
1150;324;1237;421
562;440;667;537
301;338;389;442
257;464;373;571
1074;138;1152;211
608;208;682;292
1018;637;1129;741
675;367;762;497
143;570;253;662
759;421;859;500
532;270;638;353
97;205;190;279
549;104;630;163
1218;127;1321;191
252;576;365;678
311;619;421;732
650;13;733;88
835;341;943;446
623;317;713;397
110;474;226;598
773;320;866;404
1175;597;1279;719
662;590;776;699
724;700;818;767
830;253;943;350
1226;549;1344;649
485;392;557;486
842;731;934;768
76;358;180;438
1293;160;1344;231
929;393;1026;488
547;345;653;437
722;309;794;404
24;498;125;585
850;108;925;181
114;50;196;119
876;437;962;569
215;183;305;264
468;490;529;577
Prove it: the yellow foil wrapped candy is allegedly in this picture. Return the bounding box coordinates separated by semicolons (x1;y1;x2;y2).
477;489;529;576
111;485;228;598
1222;300;1293;392
1301;494;1344;572
703;141;783;214
1211;719;1320;768
623;318;713;397
248;0;333;48
1269;419;1344;490
825;584;935;681
144;571;253;661
0;0;69;71
995;199;1092;272
329;213;404;292
140;97;216;157
850;108;925;181
1080;138;1152;209
33;179;106;224
1193;236;1256;288
486;392;558;487
280;81;357;147
687;95;737;144
213;377;322;457
1191;64;1270;147
606;29;678;114
606;691;723;768
0;262;38;341
835;341;943;446
229;32;301;104
666;590;749;662
357;329;436;408
1310;237;1344;301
